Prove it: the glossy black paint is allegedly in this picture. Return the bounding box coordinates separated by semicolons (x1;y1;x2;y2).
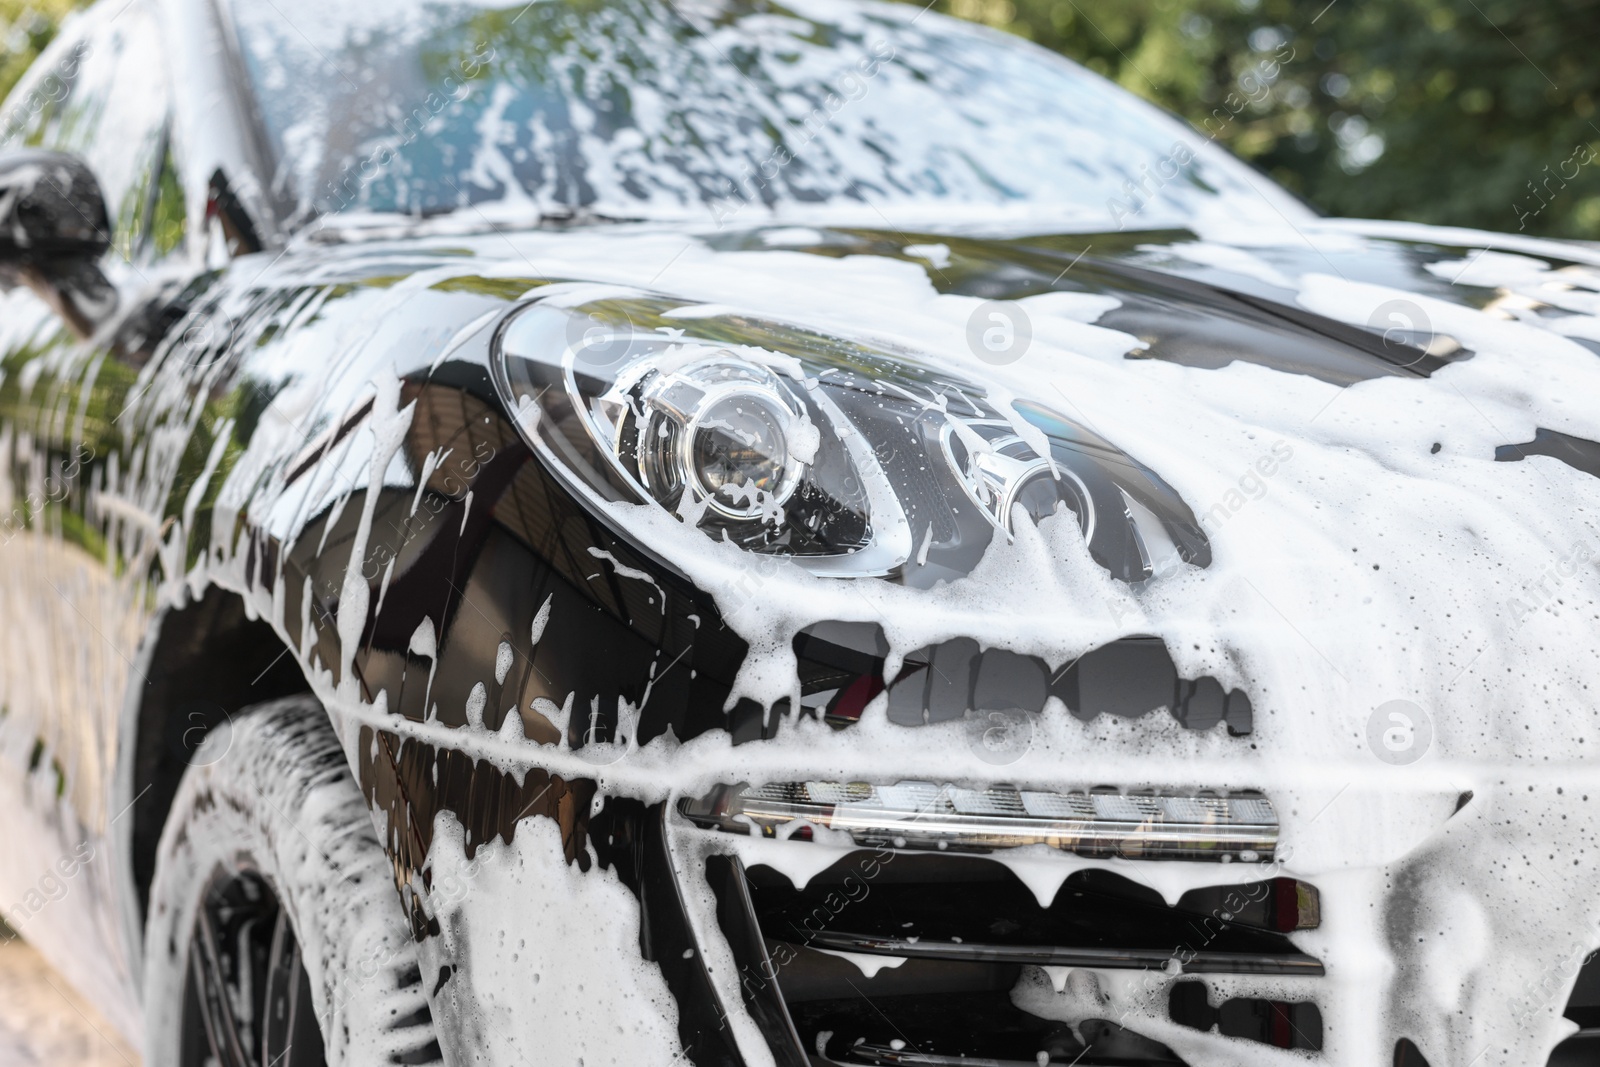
356;725;598;937
708;855;810;1067
1496;427;1600;480
306;368;754;747
710;227;1481;385
743;853;1315;973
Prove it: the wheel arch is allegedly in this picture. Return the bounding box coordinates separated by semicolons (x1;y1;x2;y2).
121;584;312;927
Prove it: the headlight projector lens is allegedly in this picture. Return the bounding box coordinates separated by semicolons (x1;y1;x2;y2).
689;392;795;518
637;357;807;521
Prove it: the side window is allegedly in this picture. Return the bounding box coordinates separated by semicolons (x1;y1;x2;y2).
4;0;176;262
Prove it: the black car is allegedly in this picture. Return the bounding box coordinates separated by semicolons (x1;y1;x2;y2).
2;1;1599;1066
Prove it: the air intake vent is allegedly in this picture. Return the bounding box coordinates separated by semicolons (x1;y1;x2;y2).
792;624;1254;736
703;849;1323;1067
1549;947;1600;1065
1168;980;1323;1050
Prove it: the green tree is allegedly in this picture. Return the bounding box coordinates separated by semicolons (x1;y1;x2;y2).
0;0;77;109
911;0;1600;238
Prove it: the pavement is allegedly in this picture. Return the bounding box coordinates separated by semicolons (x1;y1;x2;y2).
0;922;139;1067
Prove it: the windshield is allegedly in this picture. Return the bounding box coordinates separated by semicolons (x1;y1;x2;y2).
229;0;1303;228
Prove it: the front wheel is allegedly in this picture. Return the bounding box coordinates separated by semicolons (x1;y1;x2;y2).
143;695;441;1067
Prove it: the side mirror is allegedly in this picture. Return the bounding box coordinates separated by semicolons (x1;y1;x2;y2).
0;149;116;339
0;149;110;257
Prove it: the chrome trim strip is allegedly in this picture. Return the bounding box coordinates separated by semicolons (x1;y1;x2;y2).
804;930;1323;976
679;780;1278;863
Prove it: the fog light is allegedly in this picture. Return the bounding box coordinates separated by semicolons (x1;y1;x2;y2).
678;781;1277;862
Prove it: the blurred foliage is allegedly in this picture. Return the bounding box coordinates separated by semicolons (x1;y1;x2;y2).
4;0;1600;237
913;0;1600;238
0;0;75;104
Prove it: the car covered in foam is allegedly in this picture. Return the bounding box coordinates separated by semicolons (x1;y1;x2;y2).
0;1;1597;1065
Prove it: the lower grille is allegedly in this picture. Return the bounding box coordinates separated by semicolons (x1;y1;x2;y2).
792;993;1184;1067
1169;981;1323;1050
1551;949;1600;1066
705;849;1324;1066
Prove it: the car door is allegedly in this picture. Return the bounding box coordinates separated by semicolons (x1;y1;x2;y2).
0;0;186;1035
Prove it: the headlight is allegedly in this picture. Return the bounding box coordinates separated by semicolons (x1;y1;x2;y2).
492;284;1208;583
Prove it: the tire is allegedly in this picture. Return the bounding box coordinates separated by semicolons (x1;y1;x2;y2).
143;694;442;1067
